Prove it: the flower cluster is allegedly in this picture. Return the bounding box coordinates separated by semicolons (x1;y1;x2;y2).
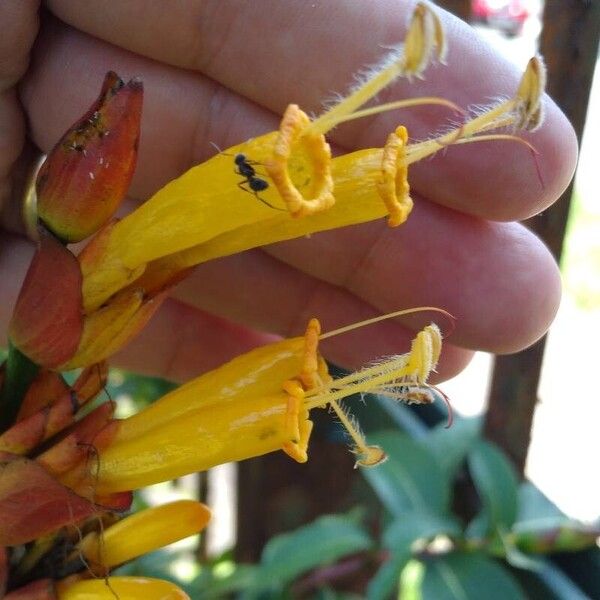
0;3;546;597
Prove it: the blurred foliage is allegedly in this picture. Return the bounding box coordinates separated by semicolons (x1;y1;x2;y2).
561;191;600;311
105;367;176;414
1;356;596;597
105;369;598;598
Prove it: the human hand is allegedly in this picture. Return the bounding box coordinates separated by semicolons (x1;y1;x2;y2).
2;1;577;383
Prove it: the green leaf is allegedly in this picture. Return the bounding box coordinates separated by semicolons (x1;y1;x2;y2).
383;512;462;550
464;511;489;543
361;431;451;517
421;552;526;600
516;482;566;522
194;565;260;599
256;514;373;588
499;533;544;571
534;558;593;600
0;342;40;433
368;511;461;600
427;417;481;478
468;440;518;533
368;552;411;600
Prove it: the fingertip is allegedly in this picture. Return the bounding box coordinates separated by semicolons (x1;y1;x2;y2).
524;94;578;218
490;228;562;354
431;345;475;384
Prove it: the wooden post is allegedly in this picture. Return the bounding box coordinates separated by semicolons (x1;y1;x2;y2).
195;471;209;561
484;1;600;473
236;443;355;561
434;0;471;22
236;418;355;561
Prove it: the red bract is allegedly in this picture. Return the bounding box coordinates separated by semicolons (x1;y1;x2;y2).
0;365;107;455
8;230;83;368
0;362;130;547
37;71;142;243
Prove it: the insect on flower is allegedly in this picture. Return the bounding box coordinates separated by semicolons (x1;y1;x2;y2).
211;142;284;211
235;153;288;211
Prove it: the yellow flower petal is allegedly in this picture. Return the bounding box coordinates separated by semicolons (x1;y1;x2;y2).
59;288;143;370
111;334;312;444
128;136;407;277
78;500;211;571
93;391;309;494
60;320;327;495
264;104;334;217
377;125;412;227
56;576;189;600
79;130;282;312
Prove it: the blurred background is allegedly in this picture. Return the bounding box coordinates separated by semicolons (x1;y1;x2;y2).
99;1;600;595
442;0;600;524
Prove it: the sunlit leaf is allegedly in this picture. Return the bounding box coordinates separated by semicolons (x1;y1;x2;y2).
421;552;526;600
361;431;451;517
427;417;481;478
258;514;373;588
468;441;518;533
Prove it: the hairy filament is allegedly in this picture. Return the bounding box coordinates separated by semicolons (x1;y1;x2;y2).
453;133;538;152
305;2;445;136
304;356;413;409
328;399;366;452
319;306;454;340
313;96;462;131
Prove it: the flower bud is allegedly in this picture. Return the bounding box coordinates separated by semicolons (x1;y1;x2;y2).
37;72;142;242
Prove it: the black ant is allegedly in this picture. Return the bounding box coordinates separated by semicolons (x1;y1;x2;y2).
211;143;284;211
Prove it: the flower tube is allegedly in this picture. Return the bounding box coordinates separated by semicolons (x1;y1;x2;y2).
79;50;545;319
58;312;447;497
76;500;211;574
55;577;190;600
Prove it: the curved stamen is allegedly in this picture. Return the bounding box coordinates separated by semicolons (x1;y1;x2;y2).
314;97;463;132
319;306;455;340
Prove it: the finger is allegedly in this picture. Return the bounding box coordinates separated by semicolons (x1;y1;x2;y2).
20;18;277;202
0;0;40;229
114;294;474;385
22;13;574;223
0;235;34;338
113;296;279;383
45;0;577;219
171;197;561;355
0;234;471;383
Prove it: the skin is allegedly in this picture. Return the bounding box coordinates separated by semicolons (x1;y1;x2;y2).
0;1;577;384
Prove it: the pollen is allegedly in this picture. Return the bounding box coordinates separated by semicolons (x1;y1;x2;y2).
264;104;335;218
377;125;413;227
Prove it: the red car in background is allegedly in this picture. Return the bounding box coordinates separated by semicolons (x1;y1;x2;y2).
471;0;533;36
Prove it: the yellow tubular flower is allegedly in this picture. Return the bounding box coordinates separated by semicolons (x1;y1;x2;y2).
56;576;190;599
60;311;447;496
76;3;452;313
147;50;543;267
80;49;545;320
71;3;545;375
76;500;211;573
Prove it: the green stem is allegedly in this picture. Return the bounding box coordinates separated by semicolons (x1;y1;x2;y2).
0;341;40;433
